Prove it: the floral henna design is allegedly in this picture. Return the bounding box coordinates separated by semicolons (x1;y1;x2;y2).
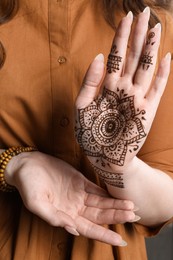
107;45;122;73
146;32;155;46
75;88;146;174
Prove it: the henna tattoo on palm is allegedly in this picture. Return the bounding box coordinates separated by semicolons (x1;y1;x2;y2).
75;88;147;187
107;45;122;73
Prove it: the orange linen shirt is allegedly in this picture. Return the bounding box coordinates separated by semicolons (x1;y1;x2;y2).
0;1;173;259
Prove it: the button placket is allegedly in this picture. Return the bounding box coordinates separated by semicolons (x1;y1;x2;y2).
49;0;75;156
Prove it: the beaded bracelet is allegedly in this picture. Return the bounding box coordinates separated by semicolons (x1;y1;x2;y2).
0;146;38;192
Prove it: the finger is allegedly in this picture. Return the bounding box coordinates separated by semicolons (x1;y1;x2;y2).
81;206;137;225
84;180;135;212
104;11;133;89
146;52;171;105
76;216;127;246
85;193;135;211
84;180;110;197
123;7;150;78
134;23;161;92
75;53;105;109
27;199;76;228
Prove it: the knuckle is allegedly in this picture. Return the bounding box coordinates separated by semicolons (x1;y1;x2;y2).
83;78;98;88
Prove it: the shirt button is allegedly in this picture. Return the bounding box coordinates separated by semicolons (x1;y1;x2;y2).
57;242;66;253
60;117;69;127
58;56;67;64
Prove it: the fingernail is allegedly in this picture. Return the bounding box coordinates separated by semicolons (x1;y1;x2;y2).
129;215;141;222
154;23;161;29
95;53;104;62
126;11;133;20
133;205;140;212
165;52;171;61
143;6;150;13
119;240;128;247
65;226;80;236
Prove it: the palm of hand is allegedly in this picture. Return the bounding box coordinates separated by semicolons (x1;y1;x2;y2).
75;86;146;169
75;11;170;187
14;153;135;245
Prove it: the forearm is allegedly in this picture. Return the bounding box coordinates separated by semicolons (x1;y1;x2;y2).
106;157;173;226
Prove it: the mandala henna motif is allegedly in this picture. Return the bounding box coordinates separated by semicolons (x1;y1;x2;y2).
75;87;146;171
107;45;122;73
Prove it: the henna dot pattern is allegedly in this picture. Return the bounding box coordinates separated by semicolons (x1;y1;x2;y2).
75;88;146;167
93;165;125;188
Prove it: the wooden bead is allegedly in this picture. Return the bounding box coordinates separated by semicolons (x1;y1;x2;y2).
0;146;37;192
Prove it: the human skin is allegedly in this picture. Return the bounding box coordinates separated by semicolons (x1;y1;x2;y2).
0;8;143;247
75;7;173;226
2;8;172;248
2;149;139;246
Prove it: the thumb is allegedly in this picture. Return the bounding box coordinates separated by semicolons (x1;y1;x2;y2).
75;53;105;109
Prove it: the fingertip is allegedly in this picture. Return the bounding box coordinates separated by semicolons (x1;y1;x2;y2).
157;52;171;78
141;6;150;22
126;11;133;21
122;200;135;211
119;240;128;247
65;226;80;236
129;215;141;223
143;6;150;15
111;233;127;247
126;201;139;212
154;22;161;30
94;53;104;63
164;52;171;63
133;205;140;212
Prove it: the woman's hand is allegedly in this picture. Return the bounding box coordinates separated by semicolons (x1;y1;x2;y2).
75;8;171;187
4;151;138;246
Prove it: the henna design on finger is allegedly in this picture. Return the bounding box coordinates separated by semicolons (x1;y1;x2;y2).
107;45;123;73
140;31;155;70
140;51;153;70
75;87;146;170
93;165;125;188
146;32;156;46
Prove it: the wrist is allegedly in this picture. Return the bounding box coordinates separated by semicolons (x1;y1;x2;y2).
92;156;142;188
119;156;142;176
0;146;37;191
5;152;26;186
